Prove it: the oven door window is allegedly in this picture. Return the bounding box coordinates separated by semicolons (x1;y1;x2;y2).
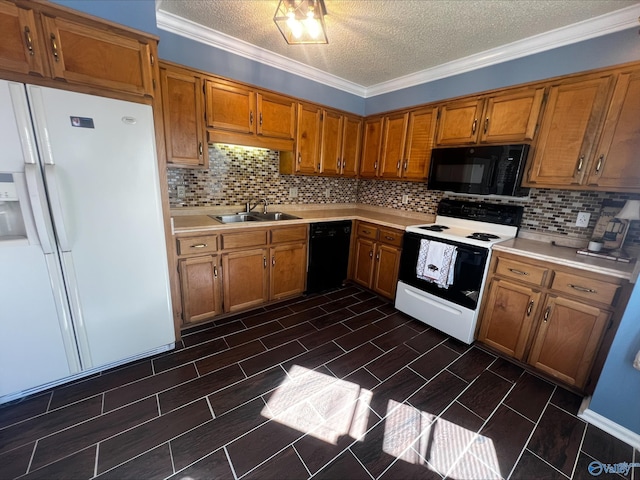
398;232;489;310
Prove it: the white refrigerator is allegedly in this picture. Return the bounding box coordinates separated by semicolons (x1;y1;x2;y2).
0;80;175;403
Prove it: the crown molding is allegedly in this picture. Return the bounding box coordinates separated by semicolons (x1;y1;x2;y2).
365;3;640;97
157;4;640;99
156;9;366;97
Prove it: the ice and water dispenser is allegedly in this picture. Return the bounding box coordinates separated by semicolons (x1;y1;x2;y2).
0;173;28;241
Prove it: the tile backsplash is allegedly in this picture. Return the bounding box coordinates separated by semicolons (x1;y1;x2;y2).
167;145;639;246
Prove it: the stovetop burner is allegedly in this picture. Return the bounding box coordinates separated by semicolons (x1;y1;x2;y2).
466;232;501;241
419;225;450;232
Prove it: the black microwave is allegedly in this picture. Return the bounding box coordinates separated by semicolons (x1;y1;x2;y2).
427;144;530;197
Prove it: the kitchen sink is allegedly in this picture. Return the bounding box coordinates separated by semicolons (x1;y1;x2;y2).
212;212;301;223
251;212;301;221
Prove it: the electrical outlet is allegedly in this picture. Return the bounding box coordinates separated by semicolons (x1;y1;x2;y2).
576;211;591;227
402;194;409;204
177;185;186;198
289;187;298;198
324;188;331;198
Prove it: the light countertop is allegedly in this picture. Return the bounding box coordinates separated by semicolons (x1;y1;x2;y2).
493;237;638;282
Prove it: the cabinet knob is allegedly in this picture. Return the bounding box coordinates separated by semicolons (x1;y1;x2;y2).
24;27;34;56
49;34;59;62
595;154;604;173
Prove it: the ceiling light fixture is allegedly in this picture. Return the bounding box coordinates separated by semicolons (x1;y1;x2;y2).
274;0;328;45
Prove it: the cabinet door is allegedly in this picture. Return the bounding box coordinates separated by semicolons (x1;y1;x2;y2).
270;243;307;300
480;87;545;143
160;67;207;168
0;1;47;76
257;91;295;139
586;69;640;191
205;80;255;134
295;103;322;174
352;237;375;288
319;109;343;175
222;248;268;313
477;279;541;360
403;107;437;180
372;243;401;299
379;112;408;179
526;76;614;187
178;255;222;324
528;295;610;388
360;117;383;178
341;114;362;176
40;15;154;96
435;99;484;145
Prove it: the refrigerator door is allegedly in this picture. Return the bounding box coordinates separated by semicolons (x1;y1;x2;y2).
27;85;174;370
0;80;78;400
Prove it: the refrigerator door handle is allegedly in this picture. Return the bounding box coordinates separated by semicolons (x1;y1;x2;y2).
24;164;56;253
43;164;71;252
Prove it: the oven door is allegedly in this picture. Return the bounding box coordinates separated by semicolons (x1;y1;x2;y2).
397;231;489;310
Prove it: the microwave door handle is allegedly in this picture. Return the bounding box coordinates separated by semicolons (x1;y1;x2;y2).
485;160;496;192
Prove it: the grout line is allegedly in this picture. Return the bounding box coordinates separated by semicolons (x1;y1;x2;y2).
100;392;105;415
347;447;376;479
292;444;312;477
46;391;53;413
26;439;38;474
520;448;572;480
168;441;176;475
570;414;590;480
205;396;216;419
156;394;161;417
94;443;99;478
223;446;239;480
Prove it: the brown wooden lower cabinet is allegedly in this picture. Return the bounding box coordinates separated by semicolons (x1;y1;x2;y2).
351;221;403;300
477;250;628;392
176;225;308;325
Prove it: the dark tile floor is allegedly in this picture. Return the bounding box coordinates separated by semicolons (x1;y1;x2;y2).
1;285;637;480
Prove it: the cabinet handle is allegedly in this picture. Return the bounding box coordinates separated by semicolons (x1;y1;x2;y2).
317;163;320;171
508;268;529;276
403;160;408;171
213;266;218;278
362;230;371;234
198;142;203;157
272;256;275;266
49;33;59;62
342;160;346;169
369;250;373;259
384;235;395;241
150;53;155;66
576;155;584;172
190;243;207;248
471;118;477;135
297;153;301;164
376;252;380;261
484;117;489;134
24;27;34;56
337;158;341;170
373;161;378;170
259;112;263;126
526;300;534;316
250;111;254;126
543;306;551;322
263;256;267;268
595;154;604;173
396;160;401;170
568;284;596;294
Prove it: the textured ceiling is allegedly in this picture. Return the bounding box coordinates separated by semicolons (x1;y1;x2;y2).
157;0;640;88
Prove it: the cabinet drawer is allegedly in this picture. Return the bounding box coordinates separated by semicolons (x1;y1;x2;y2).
357;223;378;240
177;235;218;255
222;230;267;249
550;271;619;305
270;225;307;244
495;257;548;286
378;227;403;247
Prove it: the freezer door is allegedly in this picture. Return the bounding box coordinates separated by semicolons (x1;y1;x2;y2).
27;85;174;369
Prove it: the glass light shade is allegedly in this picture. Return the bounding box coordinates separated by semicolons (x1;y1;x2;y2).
274;0;328;45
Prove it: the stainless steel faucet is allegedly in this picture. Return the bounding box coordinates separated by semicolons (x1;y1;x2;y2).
246;198;269;214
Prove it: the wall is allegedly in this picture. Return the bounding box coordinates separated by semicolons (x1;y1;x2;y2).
167;147;640;248
588;281;640;435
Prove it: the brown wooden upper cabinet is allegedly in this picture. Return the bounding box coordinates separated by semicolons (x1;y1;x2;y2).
292;102;322;174
320;110;362;176
160;64;207;168
584;67;640;192
525;74;615;188
205;78;296;150
361;106;438;181
436;87;545;146
0;0;156;97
